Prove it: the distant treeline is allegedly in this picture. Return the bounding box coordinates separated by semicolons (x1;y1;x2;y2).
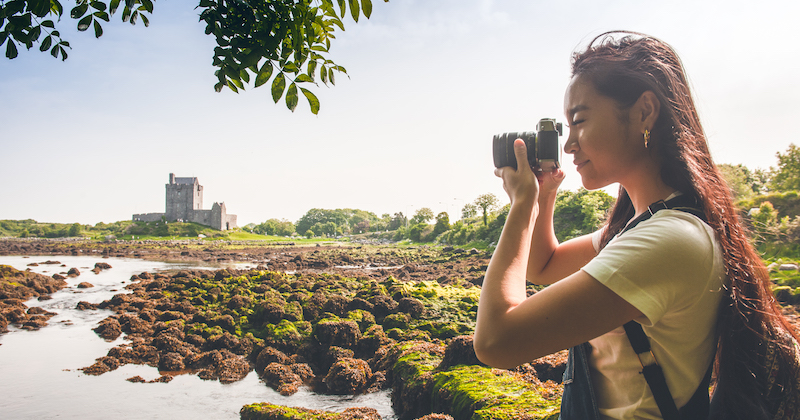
4;143;800;252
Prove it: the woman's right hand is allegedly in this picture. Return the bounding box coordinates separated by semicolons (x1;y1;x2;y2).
536;166;566;203
494;139;541;207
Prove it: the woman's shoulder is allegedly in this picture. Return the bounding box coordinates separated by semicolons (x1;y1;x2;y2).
606;209;719;264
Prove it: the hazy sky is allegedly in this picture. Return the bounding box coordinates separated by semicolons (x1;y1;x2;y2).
1;0;798;226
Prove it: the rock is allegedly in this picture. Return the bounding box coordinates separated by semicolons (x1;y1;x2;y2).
126;376;146;383
324;346;355;372
439;335;483;369
76;301;99;310
367;294;398;318
67;268;80;277
779;264;799;271
81;356;120;375
159;352;185;371
77;282;94;289
324;358;372;394
94;262;112;270
314;320;362;348
415;415;455;420
262;362;303;396
530;350;569;382
52;273;66;280
398;297;425;317
256;347;291;374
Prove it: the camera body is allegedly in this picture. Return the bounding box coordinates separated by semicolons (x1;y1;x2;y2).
493;118;563;172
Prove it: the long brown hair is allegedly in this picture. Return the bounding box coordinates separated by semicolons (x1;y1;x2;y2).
572;31;799;419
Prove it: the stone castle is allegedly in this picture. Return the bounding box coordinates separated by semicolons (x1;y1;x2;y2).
132;173;237;230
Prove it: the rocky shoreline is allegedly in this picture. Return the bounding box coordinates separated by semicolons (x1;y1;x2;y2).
3;238;798;420
0;239;565;419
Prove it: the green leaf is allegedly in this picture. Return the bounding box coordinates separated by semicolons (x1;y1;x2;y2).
307;60;317;80
141;0;154;13
121;6;131;22
285;83;299;112
348;0;360;22
109;0;120;14
295;74;313;83
300;87;320;115
50;44;59;58
93;11;110;22
283;61;299;73
329;67;335;85
30;0;51;17
271;73;286;104
254;62;274;88
140;14;149;27
70;4;89;19
361;0;373;18
90;1;107;12
240;69;250;84
93;20;103;38
320;64;329;84
337;0;346;18
39;35;52;52
77;15;93;32
6;40;18;59
41;20;55;28
59;46;68;61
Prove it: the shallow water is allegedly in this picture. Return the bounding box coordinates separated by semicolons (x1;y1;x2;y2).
0;255;397;419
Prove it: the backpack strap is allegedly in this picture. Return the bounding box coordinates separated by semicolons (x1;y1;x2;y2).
617;193;710;420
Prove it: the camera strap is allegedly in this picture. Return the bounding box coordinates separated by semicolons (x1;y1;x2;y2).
617;194;712;420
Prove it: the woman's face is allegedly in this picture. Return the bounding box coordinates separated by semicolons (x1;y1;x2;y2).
562;76;646;190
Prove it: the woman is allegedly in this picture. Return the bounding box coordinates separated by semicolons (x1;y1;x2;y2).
473;31;800;420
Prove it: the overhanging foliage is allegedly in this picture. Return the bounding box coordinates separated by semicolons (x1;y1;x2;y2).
0;0;387;114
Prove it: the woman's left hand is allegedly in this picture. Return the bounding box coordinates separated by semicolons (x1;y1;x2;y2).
494;139;540;206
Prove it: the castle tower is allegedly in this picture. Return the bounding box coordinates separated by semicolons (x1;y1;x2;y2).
165;173;203;222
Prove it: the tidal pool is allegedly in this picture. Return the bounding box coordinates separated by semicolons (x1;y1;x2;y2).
0;255;396;419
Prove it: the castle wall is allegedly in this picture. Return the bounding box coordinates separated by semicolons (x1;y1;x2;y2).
134;173;236;230
132;213;165;222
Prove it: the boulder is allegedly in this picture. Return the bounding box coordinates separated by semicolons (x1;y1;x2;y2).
77;282;94;289
439;335;483;369
324;358;372;394
93;318;122;340
67;268;80;277
159;352;185;371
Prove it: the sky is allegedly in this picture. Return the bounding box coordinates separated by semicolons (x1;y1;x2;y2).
1;0;798;226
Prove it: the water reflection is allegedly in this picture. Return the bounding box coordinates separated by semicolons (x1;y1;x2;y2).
0;255;397;419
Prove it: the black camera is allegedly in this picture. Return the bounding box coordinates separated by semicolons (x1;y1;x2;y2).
493;118;563;172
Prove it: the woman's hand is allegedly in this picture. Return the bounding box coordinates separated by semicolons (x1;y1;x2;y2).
494;139;541;206
537;166;566;201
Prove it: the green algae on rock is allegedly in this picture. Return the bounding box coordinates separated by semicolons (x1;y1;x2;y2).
240;403;382;420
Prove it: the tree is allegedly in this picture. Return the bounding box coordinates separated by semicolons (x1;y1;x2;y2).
771;144;800;192
432;211;450;237
461;203;478;219
552;188;615;242
410;207;434;225
719;163;769;200
388;212;406;230
1;0;387;114
474;193;499;226
253;218;295;236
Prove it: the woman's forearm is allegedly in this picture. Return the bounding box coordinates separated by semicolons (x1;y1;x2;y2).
526;191;560;284
474;198;538;362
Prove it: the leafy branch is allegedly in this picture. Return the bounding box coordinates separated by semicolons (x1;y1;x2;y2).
0;0;386;114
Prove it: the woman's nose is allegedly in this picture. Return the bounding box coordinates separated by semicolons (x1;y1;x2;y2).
563;131;578;154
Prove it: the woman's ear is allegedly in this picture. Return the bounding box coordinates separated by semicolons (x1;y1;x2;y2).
636;91;661;129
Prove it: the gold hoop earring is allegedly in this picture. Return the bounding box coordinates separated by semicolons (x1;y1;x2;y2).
644;129;650;149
